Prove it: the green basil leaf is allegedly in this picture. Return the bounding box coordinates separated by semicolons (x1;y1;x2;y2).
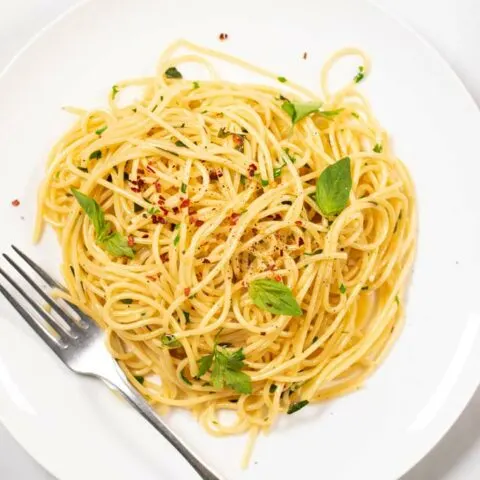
281;100;323;124
249;279;302;316
71;189;109;238
165;67;182;79
315;157;352;216
102;232;134;258
134;375;144;385
287;399;309;414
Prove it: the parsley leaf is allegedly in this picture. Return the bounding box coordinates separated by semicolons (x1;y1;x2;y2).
315;157;352;216
134;375;145;385
181;182;187;193
269;384;278;393
173;233;180;246
175;140;187;147
165;67;182;79
196;354;213;378
261;179;269;187
89;150;102;160
182;310;190;323
193;81;200;89
277;76;287;83
287;399;309;414
249;279;302;316
319;108;344;119
112;85;119;99
354;66;365;83
161;334;181;348
71;189;134;258
95;126;108;135
373;143;383;153
339;283;346;294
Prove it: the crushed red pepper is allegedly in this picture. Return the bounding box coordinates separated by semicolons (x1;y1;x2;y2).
184;287;191;296
127;235;135;247
11;199;20;207
219;33;228;41
180;198;190;208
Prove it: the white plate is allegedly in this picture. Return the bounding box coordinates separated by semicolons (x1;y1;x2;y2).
1;0;480;479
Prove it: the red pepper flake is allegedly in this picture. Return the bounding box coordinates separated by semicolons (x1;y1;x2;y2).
202;258;211;264
180;198;190;208
247;163;257;177
273;213;282;221
303;52;308;60
229;213;240;226
131;187;141;193
127;235;135;247
160;252;169;262
232;134;244;146
152;215;166;224
142;234;149;239
184;287;191;297
295;220;303;227
154;181;161;192
11;199;20;207
137;169;145;175
146;275;157;281
219;33;228;41
195;219;204;227
267;264;276;271
251;228;259;235
209;169;223;180
147;165;156;174
172;206;180;214
189;215;197;225
274;275;282;282
298;237;304;246
160;206;169;216
157;195;165;205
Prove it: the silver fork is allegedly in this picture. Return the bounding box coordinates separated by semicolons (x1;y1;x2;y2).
0;246;222;480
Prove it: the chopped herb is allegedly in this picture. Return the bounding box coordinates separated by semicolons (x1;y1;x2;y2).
361;286;369;291
319;108;344;119
165;66;182;79
395;295;400;305
147;207;159;215
351;112;360;119
312;336;319;343
339;283;346;294
180;368;192;385
373;143;383;153
151;104;158;112
304;249;323;256
283;148;297;164
240;174;247;185
112;85;119;98
181;182;187;193
287;400;309;414
354;66;365;83
161;334;181;348
273;165;285;178
175;140;187;147
134;203;143;213
269;384;278;393
261;179;269;187
132;107;137;113
218;127;229;138
277;76;287;83
95;126;108;135
71;189;134;258
249;279;302;316
134;376;145;385
315;157;352;216
77;166;88;173
173;233;180;246
196;354;213;378
89;150;102;160
120;299;133;304
193;81;200;89
182;310;190;323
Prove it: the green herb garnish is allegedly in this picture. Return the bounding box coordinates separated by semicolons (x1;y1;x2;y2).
173;233;180;246
151;104;158;112
287;400;309;414
95;126;108;135
165;66;182;79
354;66;365;83
193;81;200;89
71;189;134;258
181;182;187;193
395;295;400;305
175;140;187;147
182;310;190;323
134;375;145;385
339;283;346;294
277;76;287;83
281;100;323;125
134;203;143;213
161;334;181;348
269;384;278;393
180;368;192;385
304;249;323;256
77;167;88;173
89;150;102;160
121;299;133;304
112;85;119;99
315;157;352;216
261;179;269;187
373;143;383;153
249;279;302;316
240;174;247;185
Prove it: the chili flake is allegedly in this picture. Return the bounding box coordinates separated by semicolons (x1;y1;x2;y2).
219;33;228;41
180;198;191;208
11;199;20;207
184;287;191;296
127;235;135;247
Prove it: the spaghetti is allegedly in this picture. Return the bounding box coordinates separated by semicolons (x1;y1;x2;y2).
35;39;416;462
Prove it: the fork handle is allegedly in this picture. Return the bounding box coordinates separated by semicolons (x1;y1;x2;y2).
105;377;223;480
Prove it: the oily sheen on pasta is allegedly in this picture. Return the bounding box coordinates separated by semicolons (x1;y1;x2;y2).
35;39;415;461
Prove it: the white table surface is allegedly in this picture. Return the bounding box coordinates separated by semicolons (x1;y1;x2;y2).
0;1;479;479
